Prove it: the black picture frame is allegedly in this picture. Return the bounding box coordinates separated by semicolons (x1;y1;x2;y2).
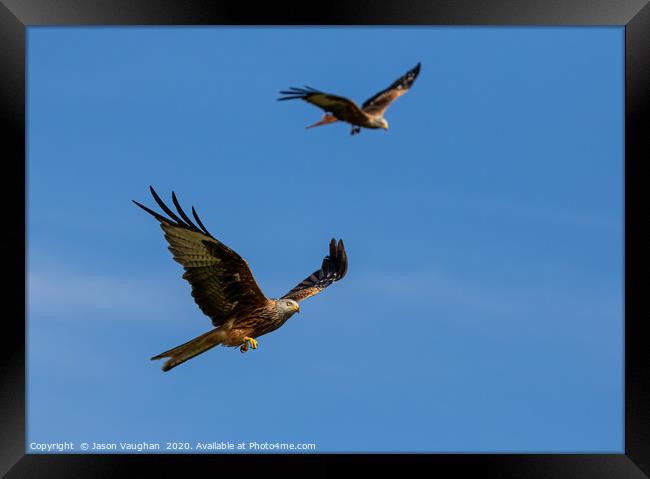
1;1;647;476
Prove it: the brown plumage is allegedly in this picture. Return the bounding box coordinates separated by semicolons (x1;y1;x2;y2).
133;187;348;372
278;62;421;135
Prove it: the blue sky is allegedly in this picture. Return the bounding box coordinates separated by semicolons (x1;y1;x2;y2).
27;27;623;453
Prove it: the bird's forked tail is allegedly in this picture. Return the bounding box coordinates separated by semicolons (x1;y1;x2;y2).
306;114;338;129
151;328;225;372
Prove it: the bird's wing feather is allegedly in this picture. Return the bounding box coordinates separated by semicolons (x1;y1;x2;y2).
361;62;421;117
278;87;369;124
133;186;268;326
282;239;348;303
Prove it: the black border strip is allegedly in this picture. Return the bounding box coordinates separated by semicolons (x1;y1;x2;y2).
1;1;648;477
0;0;648;25
624;1;650;477
0;0;27;477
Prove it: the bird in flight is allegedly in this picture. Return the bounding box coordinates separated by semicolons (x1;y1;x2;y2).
278;62;421;135
133;187;348;372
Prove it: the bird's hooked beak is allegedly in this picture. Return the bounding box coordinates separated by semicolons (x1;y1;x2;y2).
294;303;301;314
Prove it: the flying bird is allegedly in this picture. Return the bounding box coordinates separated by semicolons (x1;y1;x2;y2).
133;187;348;372
278;62;421;135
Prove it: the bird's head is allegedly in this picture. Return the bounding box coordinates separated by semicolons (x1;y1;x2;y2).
279;299;300;316
380;118;389;130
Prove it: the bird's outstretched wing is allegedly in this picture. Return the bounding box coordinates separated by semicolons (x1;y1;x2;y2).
282;239;348;303
278;87;369;124
361;62;421;117
133;186;268;326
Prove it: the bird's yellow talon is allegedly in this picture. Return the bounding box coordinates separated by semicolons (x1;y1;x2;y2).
244;337;258;350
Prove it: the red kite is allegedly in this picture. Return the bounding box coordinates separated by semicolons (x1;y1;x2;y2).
279;62;421;135
133;187;348;372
